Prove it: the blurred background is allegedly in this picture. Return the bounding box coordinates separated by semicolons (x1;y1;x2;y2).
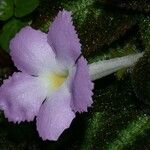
0;0;150;149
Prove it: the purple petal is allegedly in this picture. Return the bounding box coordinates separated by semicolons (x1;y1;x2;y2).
47;10;81;65
36;86;75;141
71;57;94;112
10;26;56;76
0;72;47;123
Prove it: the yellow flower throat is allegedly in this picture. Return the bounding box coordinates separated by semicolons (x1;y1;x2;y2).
49;73;67;90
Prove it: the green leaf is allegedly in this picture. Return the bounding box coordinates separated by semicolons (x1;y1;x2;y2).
97;0;150;12
0;0;14;21
33;0;137;56
132;50;150;105
78;77;150;150
0;19;26;52
139;16;150;50
62;0;137;56
14;0;39;17
107;115;150;150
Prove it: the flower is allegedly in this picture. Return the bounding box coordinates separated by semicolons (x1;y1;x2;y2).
0;10;93;141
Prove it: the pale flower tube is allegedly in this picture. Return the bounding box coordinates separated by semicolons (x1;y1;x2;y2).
89;52;143;81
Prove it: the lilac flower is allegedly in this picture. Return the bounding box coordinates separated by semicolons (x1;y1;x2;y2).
0;10;93;141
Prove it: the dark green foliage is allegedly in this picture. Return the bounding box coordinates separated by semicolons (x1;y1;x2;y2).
0;0;14;21
79;77;150;150
132;50;150;106
139;16;150;49
33;0;137;56
97;0;150;12
14;0;39;17
0;0;39;52
0;19;27;52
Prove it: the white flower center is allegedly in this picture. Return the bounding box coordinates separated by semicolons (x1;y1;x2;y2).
39;69;69;96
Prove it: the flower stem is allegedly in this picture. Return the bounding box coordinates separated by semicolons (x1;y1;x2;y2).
89;53;144;81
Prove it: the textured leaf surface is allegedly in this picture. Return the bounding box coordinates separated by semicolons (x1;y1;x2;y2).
33;0;137;56
97;0;150;12
0;19;26;52
0;0;13;21
14;0;39;17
